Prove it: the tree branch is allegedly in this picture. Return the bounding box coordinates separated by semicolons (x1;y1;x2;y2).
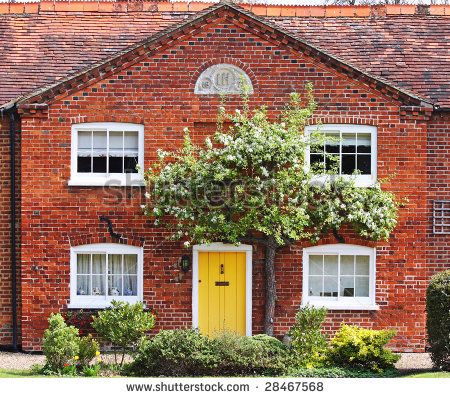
332;229;345;243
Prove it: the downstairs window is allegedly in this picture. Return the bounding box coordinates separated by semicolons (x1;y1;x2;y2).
302;244;378;310
69;243;143;308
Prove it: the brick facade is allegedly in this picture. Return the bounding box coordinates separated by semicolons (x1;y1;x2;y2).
14;15;431;352
0;2;448;352
427;113;450;277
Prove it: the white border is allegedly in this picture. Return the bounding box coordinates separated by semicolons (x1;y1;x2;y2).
192;242;253;336
305;124;377;187
302;244;378;310
69;122;145;186
68;243;144;309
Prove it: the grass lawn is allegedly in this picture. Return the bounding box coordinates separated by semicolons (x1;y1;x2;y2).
405;371;450;378
0;368;42;378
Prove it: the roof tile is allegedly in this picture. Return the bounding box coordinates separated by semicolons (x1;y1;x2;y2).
0;1;448;106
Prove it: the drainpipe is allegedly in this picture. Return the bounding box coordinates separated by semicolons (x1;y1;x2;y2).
3;103;18;351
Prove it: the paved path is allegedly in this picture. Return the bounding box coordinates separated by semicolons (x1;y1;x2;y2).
395;353;433;371
0;351;45;370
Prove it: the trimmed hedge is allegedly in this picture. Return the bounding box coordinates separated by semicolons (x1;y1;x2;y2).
426;270;450;370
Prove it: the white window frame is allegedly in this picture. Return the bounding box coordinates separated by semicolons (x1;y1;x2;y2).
69;243;144;309
69;122;145;186
302;244;378;310
305;124;377;187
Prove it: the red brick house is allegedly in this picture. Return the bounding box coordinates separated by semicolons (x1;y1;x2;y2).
0;0;449;352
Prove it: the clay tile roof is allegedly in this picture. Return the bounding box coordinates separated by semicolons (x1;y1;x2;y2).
0;1;449;108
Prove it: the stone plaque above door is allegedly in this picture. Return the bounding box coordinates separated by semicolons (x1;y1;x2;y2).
194;63;253;95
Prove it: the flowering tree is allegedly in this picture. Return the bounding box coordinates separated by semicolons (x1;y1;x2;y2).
142;84;399;335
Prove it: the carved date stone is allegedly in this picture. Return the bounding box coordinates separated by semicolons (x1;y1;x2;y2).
194;64;253;95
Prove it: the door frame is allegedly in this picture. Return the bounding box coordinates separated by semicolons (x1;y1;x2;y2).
192;242;253;336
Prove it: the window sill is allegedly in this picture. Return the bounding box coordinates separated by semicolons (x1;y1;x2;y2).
68;297;141;309
68;176;145;187
310;175;376;188
302;300;379;311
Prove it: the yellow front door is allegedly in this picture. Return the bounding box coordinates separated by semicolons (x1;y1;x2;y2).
198;251;246;336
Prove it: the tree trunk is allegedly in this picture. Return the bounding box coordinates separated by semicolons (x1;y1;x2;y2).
264;237;277;336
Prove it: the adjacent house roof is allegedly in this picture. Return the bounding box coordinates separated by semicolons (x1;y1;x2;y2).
0;1;449;109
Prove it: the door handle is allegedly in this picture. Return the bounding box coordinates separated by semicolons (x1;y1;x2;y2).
220;264;224;274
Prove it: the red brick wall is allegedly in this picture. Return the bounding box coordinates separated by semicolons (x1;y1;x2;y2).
427;113;450;275
19;18;429;351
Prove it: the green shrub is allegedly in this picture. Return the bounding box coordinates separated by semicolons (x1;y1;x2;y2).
327;324;400;372
125;329;219;377
213;332;291;376
125;330;292;377
42;313;80;371
288;305;328;367
427;270;450;370
92;300;155;365
291;366;399;378
78;334;100;367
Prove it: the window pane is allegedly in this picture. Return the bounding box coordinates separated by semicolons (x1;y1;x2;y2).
78;131;91;151
309;255;323;275
92;131;107;154
108;275;122;296
124;254;138;274
324;132;339;148
109;157;123;173
357;133;371;153
77;156;91;173
124;156;138;173
323;276;338;297
324;255;338;276
355;276;370;297
124;131;139;151
308;276;322;297
325;154;339;172
108;254;122;274
356;155;371;174
77;275;91;295
340;276;355;297
310;154;325;172
92;275;105;296
341;255;354;275
92;156;107;173
92;254;106;274
355;256;370;275
325;143;339;154
77;254;90;274
124;275;137;296
341;154;356;174
342;133;356;153
109;131;123;151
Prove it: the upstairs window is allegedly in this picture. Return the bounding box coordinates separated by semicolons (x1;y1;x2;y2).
70;122;144;186
69;243;143;309
302;244;377;310
306;124;377;187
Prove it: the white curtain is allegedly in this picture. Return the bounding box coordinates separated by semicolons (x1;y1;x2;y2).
123;254;138;296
